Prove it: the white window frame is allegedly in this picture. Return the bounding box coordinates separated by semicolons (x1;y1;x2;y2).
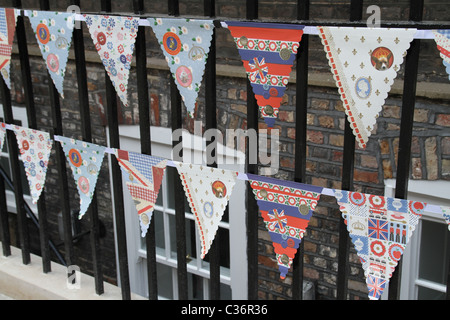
384;179;450;300
108;125;248;299
0;105;36;214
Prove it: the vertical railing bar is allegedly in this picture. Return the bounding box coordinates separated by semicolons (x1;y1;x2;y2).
32;0;64;276
292;0;309;300
389;0;424;300
0;80;12;257
10;1;32;266
132;0;158;300
203;0;220;300
336;0;362;300
101;0;131;300
70;0;104;295
167;0;188;300
245;0;259;301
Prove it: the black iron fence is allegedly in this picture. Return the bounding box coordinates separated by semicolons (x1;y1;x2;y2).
0;0;449;301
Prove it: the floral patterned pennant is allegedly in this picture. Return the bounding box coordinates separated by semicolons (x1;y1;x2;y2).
12;125;53;204
26;10;75;98
57;136;106;219
247;174;323;279
84;14;138;107
149;18;214;117
432;30;450;80
318;27;416;149
0;8;19;89
116;150;167;237
333;190;425;300
175;162;238;258
226;22;304;127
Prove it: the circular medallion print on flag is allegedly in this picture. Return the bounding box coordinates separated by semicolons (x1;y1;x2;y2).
163;32;182;55
203;201;213;218
370;47;394;71
211;180;226;198
47;54;59;73
69;149;83;167
36;23;50;44
175;66;193;88
355;77;371;99
78;176;90;194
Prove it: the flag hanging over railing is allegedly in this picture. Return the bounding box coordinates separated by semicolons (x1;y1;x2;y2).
226;21;304;127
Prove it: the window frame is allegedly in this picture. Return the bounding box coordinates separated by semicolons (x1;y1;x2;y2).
384;179;450;300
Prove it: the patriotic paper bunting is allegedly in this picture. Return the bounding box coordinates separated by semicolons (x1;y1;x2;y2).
0;8;18;89
440;206;450;231
175;162;238;258
149;18;214;117
12;125;52;204
226;22;304;127
318;27;416;148
247;174;323;279
57;136;106;219
333;190;425;300
84;14;138;107
116;149;167;237
26;10;75;98
433;30;450;80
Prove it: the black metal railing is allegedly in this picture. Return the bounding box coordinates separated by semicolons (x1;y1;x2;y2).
0;0;448;301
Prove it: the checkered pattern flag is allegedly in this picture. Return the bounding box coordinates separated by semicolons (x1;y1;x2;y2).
115;149;167;237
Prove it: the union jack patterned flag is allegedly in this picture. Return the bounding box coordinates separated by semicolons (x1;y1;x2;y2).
247;174;323;279
334;190;426;300
366;274;387;300
115;149;167;237
226;21;304;127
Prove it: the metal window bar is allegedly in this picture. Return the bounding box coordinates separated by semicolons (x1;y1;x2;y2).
292;0;309;300
0;0;448;301
100;0;132;301
71;0;105;295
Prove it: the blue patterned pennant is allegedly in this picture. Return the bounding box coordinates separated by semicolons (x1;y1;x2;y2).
26;10;75;98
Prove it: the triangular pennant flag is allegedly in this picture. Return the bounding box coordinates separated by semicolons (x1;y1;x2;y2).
26;10;75;98
247;173;323;279
175;162;238;258
432;30;450;80
84;14;138;107
318;27;416;149
0;122;6;150
57;136;106;219
0;8;19;89
12;125;52;204
115;149;167;237
149;18;214;117
226;22;304;127
440;206;450;231
333;190;425;300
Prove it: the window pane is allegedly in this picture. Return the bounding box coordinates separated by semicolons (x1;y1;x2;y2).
417;286;446;300
188;273;204;300
156;263;173;299
418;220;450;284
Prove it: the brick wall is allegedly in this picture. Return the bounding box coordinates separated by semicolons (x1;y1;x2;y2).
1;0;450;300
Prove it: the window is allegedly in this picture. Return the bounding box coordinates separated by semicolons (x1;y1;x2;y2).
112;125;247;299
384;179;450;300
